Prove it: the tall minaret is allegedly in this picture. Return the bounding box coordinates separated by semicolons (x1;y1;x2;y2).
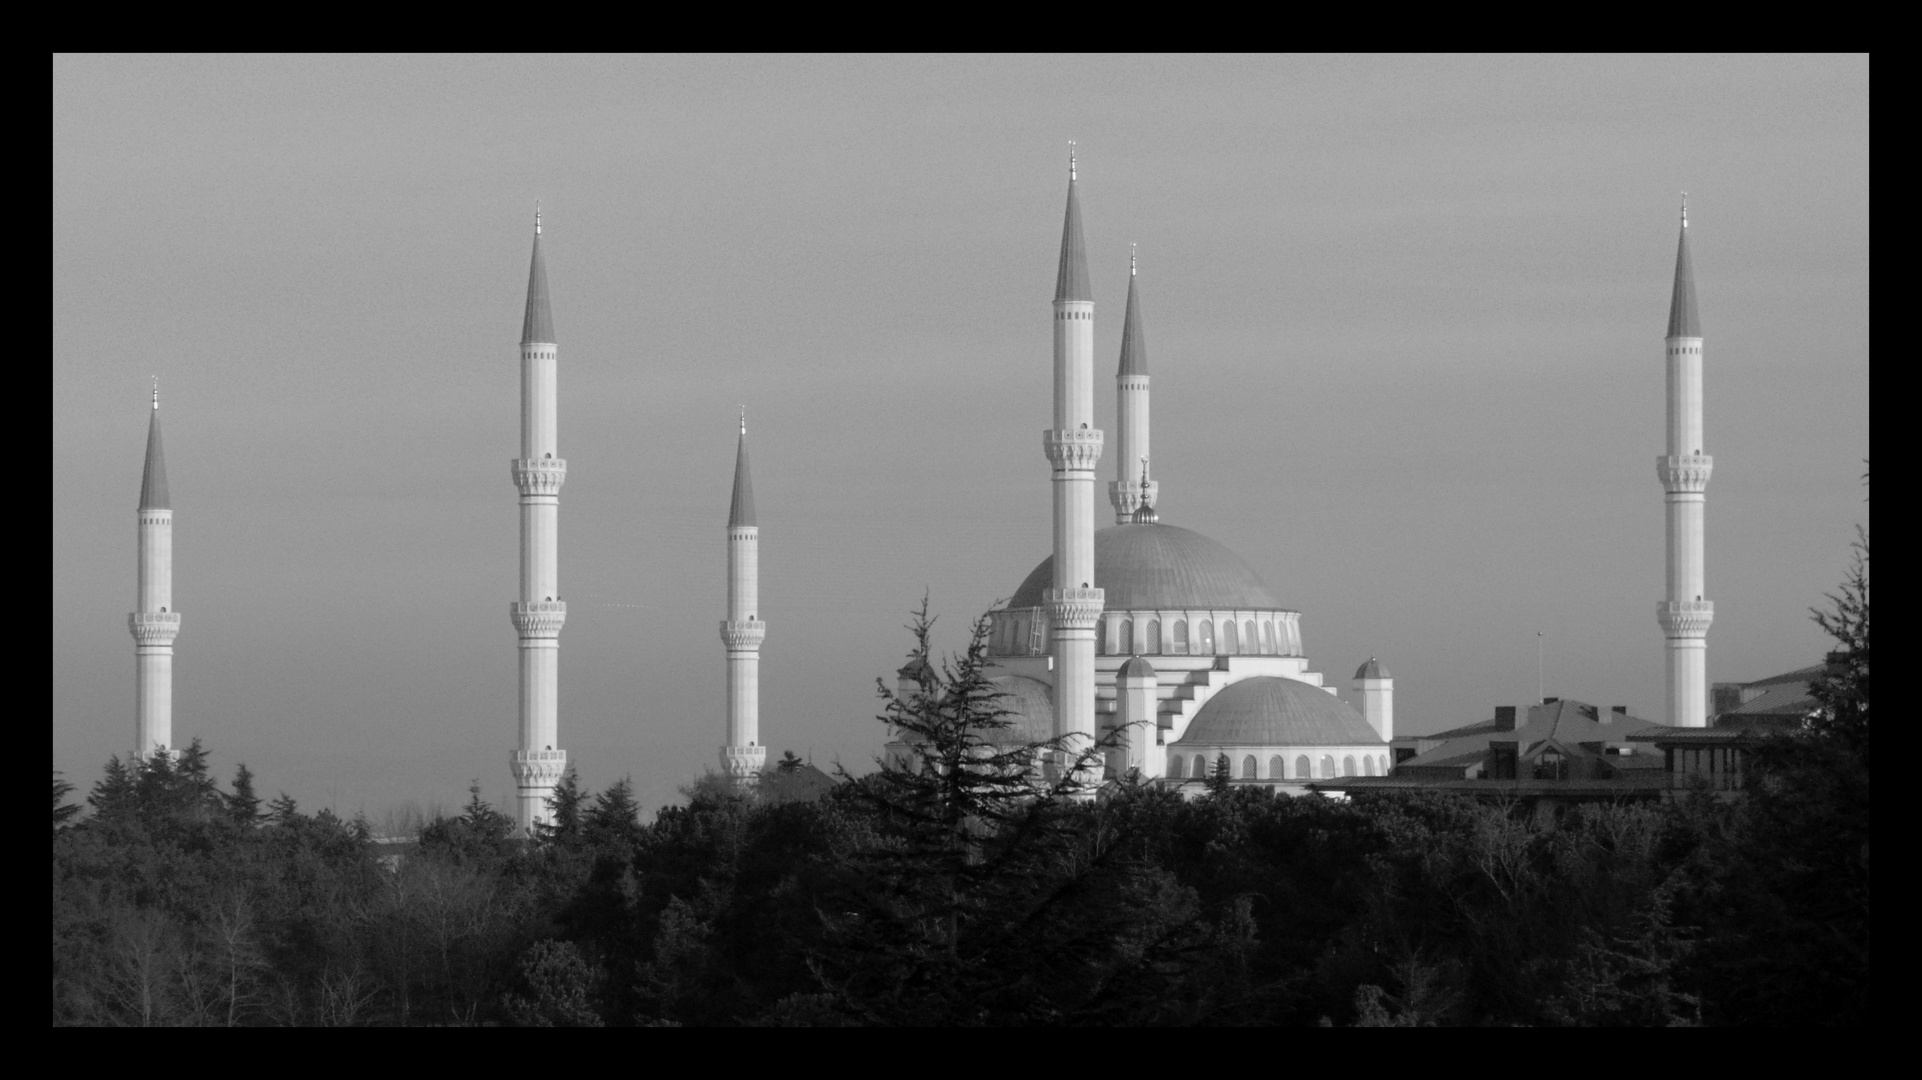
509;205;568;830
1044;145;1104;780
1656;196;1713;728
129;380;179;760
720;411;767;780
1109;244;1156;523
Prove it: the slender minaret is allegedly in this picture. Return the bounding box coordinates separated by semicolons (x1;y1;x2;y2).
720;410;767;780
1044;145;1105;782
509;205;568;830
1110;244;1157;523
1656;196;1714;728
129;380;179;760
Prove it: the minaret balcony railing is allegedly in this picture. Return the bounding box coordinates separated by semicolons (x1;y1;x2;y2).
719;619;767;651
128;611;181;645
721;745;768;779
510;600;567;638
1656;600;1715;638
1656;454;1714;492
1042;428;1105;471
511;458;568;496
1045;586;1106;630
509;748;568;786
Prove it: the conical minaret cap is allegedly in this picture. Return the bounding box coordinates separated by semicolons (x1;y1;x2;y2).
521;218;555;345
728;425;757;528
1053;154;1092;303
1666;203;1701;338
1118;263;1147;375
138;407;170;510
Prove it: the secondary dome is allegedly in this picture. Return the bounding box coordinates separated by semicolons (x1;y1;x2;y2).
1176;677;1381;746
988;675;1054;743
1007;524;1284;611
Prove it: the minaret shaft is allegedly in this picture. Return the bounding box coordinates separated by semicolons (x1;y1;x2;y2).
720;427;766;779
1111;266;1154;522
1656;207;1712;728
130;402;177;760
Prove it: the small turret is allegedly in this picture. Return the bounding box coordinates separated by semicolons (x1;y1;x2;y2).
1352;658;1393;742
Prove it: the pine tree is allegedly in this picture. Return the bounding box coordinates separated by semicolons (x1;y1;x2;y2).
1809;519;1869;761
227;763;261;826
541;767;586;845
53;770;81;833
266;792;301;824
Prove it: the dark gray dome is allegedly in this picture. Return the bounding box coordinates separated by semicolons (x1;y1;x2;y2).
1008;525;1283;611
1117;656;1157;680
988;676;1054;744
1175;677;1381;747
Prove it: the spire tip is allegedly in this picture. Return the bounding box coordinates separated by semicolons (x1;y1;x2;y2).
535;200;542;236
1130;242;1137;276
739;405;746;436
1680;192;1687;228
151;377;158;411
1068;140;1076;182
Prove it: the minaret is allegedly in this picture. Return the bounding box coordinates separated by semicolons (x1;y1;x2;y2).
1353;658;1393;742
129;380;179;760
1043;144;1104;782
1656;196;1714;728
720;410;767;781
1110;244;1156;523
509;205;568;830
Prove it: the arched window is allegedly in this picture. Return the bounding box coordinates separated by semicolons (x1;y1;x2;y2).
1242;755;1258;779
1172;620;1189;654
1269;755;1285;778
1221;620;1239;654
1245;621;1258;653
1262;621;1276;653
1144;619;1161;654
1381;754;1392;775
1343;755;1358;777
1196;755;1211;778
1167;751;1184;778
1197;620;1215;653
1014;616;1029;654
1295;755;1311;779
1320;755;1336;778
1119;618;1133;656
1363;756;1377;777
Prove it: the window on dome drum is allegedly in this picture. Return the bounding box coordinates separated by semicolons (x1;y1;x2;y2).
1262;621;1276;654
1195;755;1210;778
1221;621;1238;654
1119;618;1133;656
1242;755;1257;779
1167;751;1184;778
1320;755;1336;779
1269;755;1285;778
1296;755;1311;779
1245;621;1258;653
1344;756;1357;777
1171;620;1189;654
1144;619;1160;654
1197;620;1215;653
1364;756;1377;777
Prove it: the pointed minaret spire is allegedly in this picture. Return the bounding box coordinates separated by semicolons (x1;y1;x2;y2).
521;205;555;345
729;411;757;528
1054;142;1092;303
1118;250;1147;377
1667;193;1701;338
139;385;169;511
721;415;767;781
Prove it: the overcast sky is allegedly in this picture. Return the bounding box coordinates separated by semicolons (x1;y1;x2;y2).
53;54;1869;819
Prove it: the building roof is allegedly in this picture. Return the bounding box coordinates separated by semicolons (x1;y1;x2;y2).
1117;655;1157;680
1727;680;1818;718
1402;699;1653;769
988;675;1055;744
1354;658;1390;680
1008;524;1285;611
728;430;756;527
1117;270;1146;375
1054;174;1092;303
138;409;169;510
1666;214;1701;338
1174;677;1382;747
521;229;555;345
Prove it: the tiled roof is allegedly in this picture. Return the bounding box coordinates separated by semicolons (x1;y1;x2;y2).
1727;681;1817;717
138;410;169;510
728;431;756;527
1666;220;1701;338
1117;271;1146;374
521;231;555;344
1054;179;1092;303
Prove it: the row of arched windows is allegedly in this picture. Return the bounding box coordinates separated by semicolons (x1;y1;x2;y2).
1057;310;1090;320
1167;751;1390;780
1104;616;1294;657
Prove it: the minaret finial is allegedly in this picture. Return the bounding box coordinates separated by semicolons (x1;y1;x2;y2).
535;200;542;236
1680;192;1687;229
1130;242;1137;276
739;405;746;436
1069;140;1076;182
151;376;158;411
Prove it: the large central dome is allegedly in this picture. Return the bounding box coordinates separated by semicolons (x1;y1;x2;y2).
1008;524;1284;611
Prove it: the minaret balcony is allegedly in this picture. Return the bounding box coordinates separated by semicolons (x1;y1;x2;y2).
1042;428;1104;470
1045;586;1106;630
720;619;767;651
1656;600;1714;638
721;745;768;778
511;458;568;496
128;611;181;645
1656;454;1713;492
509;748;568;786
510;600;567;638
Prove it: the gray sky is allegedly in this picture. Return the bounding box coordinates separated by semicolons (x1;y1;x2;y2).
53;54;1869;818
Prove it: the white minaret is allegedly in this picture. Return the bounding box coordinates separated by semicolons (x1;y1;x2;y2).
129;381;179;760
1115;655;1161;779
720;411;767;780
1109;244;1156;523
1353;658;1393;742
1044;145;1105;783
1656;197;1714;728
509;206;568;830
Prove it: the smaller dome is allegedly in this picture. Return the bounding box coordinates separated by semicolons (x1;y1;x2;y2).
1177;677;1382;747
1117;656;1157;680
1354;658;1391;680
897;657;934;682
988;676;1054;744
